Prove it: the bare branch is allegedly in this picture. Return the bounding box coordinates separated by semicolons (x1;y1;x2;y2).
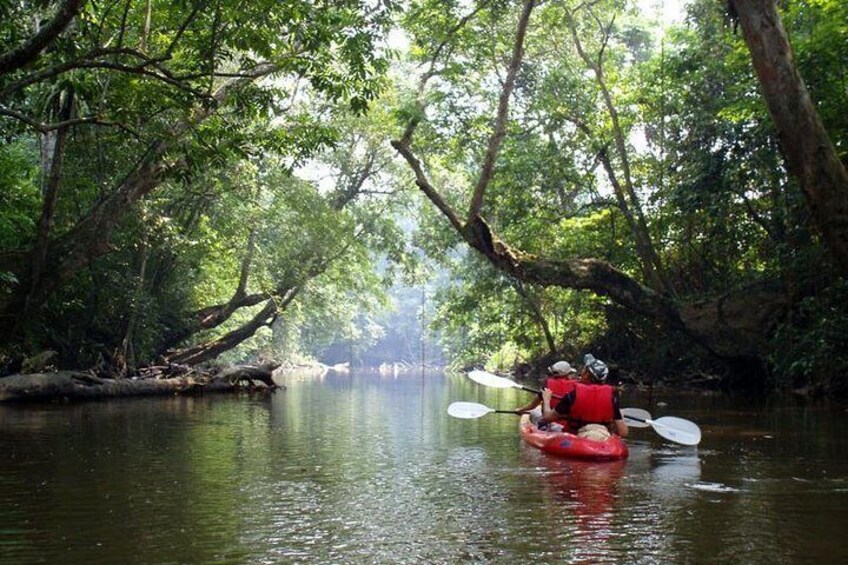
0;103;137;136
567;11;672;294
116;0;132;49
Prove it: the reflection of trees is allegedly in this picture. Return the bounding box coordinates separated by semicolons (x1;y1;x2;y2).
1;396;274;562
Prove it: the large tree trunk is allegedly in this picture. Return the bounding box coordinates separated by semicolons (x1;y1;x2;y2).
731;0;848;275
0;137;174;333
461;217;785;360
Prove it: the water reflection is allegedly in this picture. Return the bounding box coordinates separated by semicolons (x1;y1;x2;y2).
532;454;626;517
649;449;703;491
1;371;847;564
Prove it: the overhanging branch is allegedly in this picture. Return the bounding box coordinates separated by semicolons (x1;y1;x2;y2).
467;0;536;223
0;0;87;75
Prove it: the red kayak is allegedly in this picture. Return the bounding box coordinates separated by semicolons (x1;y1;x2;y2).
519;414;629;461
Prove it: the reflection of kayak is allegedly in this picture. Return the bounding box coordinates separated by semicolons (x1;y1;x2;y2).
520;414;629;460
541;457;628;518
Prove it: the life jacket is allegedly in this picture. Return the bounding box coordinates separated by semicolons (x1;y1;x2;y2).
567;382;615;430
545;377;576;406
544;377;576;424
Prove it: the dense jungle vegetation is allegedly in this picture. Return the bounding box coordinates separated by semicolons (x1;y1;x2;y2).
1;0;846;395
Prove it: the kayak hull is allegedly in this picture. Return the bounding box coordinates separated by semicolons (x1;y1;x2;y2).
519;414;629;460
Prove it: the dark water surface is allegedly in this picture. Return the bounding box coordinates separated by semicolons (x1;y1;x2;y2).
2;369;847;564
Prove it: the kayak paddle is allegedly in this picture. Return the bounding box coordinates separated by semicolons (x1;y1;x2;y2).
447;401;523;419
619;407;652;428
621;407;702;446
467;369;563;398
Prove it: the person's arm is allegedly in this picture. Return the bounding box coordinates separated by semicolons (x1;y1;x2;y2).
514;395;540;413
612;392;628;437
541;388;557;420
543;388;574;420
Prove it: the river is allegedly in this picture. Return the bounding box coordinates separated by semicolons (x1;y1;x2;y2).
1;369;847;564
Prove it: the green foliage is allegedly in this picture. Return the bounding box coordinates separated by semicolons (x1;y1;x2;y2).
430;253;609;370
783;0;848;163
630;0;784;296
183;87;419;365
0;0;403;368
398;0;848;392
402;0;655;368
2;0;847;391
770;279;848;394
0;141;39;249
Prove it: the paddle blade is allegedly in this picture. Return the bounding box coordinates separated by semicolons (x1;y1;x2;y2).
447;401;494;419
652;416;702;446
621;407;652;428
467;370;519;389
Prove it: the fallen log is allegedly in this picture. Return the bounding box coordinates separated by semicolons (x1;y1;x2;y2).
0;362;280;403
214;363;280;388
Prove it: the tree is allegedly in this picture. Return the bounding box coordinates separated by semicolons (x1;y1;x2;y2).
0;0;394;367
729;0;848;276
392;0;820;379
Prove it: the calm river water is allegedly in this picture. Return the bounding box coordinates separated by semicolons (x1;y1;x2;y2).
2;369;847;564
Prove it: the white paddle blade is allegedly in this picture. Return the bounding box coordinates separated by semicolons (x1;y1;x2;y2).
621;407;652;428
447;401;494;419
652;416;702;446
467;370;519;389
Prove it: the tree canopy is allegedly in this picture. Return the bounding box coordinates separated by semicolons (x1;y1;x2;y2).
393;0;848;393
2;0;847;395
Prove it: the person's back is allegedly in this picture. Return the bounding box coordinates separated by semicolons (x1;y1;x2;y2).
565;381;616;433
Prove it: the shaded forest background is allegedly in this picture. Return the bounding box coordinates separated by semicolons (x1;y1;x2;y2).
1;0;846;395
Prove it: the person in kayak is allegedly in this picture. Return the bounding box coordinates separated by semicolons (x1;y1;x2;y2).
514;360;578;430
541;354;628;441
